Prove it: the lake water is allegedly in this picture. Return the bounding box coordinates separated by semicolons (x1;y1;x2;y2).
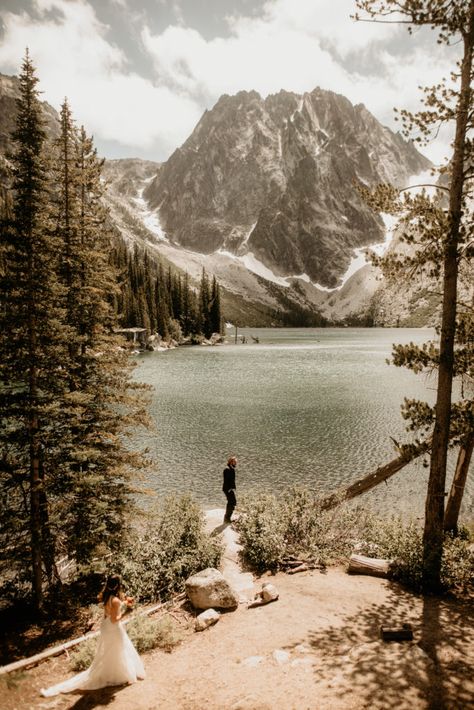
134;328;472;518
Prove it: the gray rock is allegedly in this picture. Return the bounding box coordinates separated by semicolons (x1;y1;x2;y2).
185;568;239;610
195;608;220;631
272;649;290;665
144;88;430;288
261;582;279;602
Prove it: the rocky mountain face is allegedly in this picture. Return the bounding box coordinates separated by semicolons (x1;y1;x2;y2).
1;71;440;326
144;88;430;288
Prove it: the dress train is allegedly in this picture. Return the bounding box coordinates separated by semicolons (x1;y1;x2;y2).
41;616;145;696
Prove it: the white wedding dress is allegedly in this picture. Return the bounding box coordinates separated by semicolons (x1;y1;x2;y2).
41;610;145;696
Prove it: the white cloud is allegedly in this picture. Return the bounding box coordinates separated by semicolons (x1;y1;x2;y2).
0;0;201;155
142;0;458;163
0;0;459;162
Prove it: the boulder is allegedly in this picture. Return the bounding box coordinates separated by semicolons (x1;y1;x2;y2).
185;568;239;610
195;608;220;631
261;582;279;602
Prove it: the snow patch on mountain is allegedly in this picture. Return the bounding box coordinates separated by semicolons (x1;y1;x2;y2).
218;249;291;287
132;188;169;243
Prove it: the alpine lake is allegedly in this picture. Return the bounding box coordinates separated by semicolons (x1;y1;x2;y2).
132;328;473;519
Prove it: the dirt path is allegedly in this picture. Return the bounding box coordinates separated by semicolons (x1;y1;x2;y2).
3;511;474;710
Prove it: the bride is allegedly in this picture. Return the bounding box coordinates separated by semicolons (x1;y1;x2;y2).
41;574;145;696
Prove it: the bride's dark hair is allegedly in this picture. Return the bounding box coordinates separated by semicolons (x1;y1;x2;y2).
98;574;122;605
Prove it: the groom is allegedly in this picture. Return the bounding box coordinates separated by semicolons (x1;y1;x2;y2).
223;456;237;524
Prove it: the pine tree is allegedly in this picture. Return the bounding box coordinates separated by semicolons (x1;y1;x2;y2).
155;263;170;339
0;52;68;609
1;60;152;605
355;0;474;591
54;120;150;564
209;275;222;335
199;268;212;338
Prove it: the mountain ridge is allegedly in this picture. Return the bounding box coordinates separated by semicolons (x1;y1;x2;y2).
0;71;441;326
144;86;430;289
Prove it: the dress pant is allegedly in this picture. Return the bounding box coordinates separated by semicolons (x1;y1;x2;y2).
224;489;236;522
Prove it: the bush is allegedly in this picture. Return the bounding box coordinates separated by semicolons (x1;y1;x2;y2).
353;516;474;592
236;489;474;593
236;487;371;570
69;637;97;671
115;494;222;602
440;532;473;591
127;613;184;653
360;516;424;589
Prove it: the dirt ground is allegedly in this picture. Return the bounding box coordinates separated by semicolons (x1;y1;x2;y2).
2;515;474;710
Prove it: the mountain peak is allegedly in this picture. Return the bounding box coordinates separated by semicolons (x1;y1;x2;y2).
144;86;430;287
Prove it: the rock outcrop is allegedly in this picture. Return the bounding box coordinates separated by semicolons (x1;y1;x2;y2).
144;88;430;288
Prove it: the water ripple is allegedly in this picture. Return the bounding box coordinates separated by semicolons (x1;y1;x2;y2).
133;328;470;518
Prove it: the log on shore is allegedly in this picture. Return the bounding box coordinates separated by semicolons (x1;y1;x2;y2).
348;554;392;578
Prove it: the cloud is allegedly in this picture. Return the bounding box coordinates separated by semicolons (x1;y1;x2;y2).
142;0;457;163
0;0;458;162
0;0;201;157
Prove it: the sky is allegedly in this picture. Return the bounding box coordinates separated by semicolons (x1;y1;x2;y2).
0;0;460;164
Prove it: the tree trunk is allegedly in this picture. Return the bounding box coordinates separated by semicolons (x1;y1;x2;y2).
320;437;432;509
28;241;43;611
422;6;474;593
444;431;474;535
29;368;43;610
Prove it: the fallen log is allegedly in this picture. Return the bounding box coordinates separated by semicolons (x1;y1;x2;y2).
287;563;309;575
348;554;392;578
281;557;326;574
320;437;433;510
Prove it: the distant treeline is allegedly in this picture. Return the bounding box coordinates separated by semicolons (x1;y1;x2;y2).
110;241;223;340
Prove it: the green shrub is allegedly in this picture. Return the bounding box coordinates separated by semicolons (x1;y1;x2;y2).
115;494;222;602
355;515;473;592
441;533;474;591
236;487;371;570
236;489;473;593
127;613;184;653
69;637;97;671
236;494;287;569
153;615;185;652
360;516;424;589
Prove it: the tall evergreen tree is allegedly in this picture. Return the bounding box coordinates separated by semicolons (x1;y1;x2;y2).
209;275;222;335
0;52;68;609
199;268;212;339
180;272;197;336
0;58;152;606
53;119;149;564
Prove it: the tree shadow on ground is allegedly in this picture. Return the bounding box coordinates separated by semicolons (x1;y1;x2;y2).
287;580;474;709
